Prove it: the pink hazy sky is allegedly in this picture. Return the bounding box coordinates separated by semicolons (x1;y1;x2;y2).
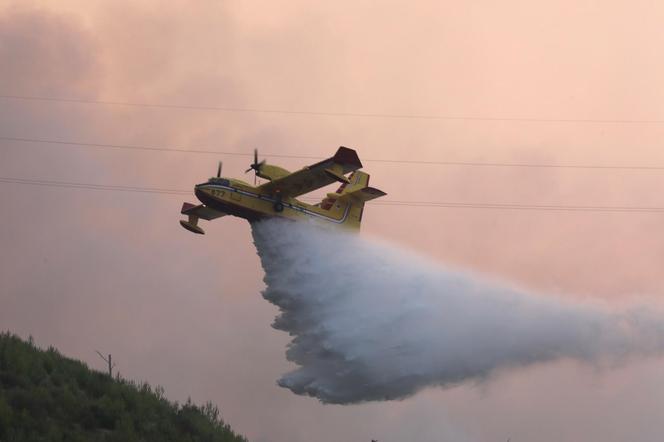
2;1;664;440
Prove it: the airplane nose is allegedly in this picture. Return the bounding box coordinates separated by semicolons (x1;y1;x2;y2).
194;186;208;202
195;185;219;206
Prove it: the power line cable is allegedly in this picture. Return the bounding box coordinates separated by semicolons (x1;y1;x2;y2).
2;176;663;213
0;177;189;195
374;200;664;212
2;94;664;124
3;135;664;171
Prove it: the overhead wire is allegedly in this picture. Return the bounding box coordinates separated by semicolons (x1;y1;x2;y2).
2;93;664;124
0;177;189;195
3;135;664;171
2;176;664;213
3;94;664;213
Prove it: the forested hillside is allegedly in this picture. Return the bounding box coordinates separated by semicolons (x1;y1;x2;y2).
0;332;246;442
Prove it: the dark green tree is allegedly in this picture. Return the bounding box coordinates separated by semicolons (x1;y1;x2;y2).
0;332;246;442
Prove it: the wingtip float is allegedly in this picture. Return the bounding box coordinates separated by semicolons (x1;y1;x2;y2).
179;146;386;234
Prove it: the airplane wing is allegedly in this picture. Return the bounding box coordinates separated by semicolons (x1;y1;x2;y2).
257;146;363;198
181;202;226;220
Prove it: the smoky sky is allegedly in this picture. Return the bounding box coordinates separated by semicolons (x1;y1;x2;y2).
3;1;664;441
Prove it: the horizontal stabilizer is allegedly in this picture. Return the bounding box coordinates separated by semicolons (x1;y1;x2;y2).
337;186;386;203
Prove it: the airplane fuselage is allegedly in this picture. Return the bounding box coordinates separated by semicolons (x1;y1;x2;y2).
194;177;360;227
180;146;385;234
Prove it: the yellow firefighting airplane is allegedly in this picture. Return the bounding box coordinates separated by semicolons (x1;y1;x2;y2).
179;146;386;234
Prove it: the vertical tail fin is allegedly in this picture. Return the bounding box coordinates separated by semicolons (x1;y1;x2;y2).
318;171;386;229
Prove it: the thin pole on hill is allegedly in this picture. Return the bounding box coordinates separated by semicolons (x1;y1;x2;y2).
95;350;117;377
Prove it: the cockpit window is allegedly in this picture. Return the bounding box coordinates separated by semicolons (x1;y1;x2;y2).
209;178;230;186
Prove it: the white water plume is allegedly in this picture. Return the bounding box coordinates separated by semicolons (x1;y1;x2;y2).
251;219;664;404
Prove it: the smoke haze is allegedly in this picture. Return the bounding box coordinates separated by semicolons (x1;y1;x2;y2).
4;1;664;440
252;219;664;404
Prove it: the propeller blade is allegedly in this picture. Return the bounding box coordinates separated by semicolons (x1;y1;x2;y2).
217;161;222;178
245;148;262;176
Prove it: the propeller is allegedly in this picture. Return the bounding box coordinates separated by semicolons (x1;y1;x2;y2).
216;161;223;178
245;148;265;185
